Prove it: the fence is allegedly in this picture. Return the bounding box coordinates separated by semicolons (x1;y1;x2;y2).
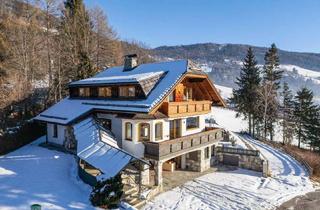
256;136;313;177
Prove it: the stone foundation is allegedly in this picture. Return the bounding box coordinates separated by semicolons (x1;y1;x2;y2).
141;164;150;185
217;152;264;172
184;147;211;172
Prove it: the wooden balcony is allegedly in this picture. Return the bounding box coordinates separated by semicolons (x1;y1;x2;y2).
161;100;212;117
144;128;224;161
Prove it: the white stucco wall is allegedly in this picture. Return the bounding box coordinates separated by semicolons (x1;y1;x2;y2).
95;112;206;158
121;119;144;158
47;123;66;145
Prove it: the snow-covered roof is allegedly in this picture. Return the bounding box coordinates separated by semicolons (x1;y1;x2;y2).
74;117;147;180
35;60;190;124
69;71;165;86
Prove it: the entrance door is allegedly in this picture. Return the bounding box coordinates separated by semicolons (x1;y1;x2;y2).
170;119;181;139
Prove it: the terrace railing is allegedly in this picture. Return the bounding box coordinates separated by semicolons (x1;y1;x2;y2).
144;128;224;161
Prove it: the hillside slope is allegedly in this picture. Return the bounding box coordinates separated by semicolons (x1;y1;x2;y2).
152;43;320;102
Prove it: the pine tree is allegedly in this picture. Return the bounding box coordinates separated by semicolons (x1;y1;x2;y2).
305;106;320;151
280;82;295;145
60;0;93;82
77;51;94;80
263;43;282;90
90;174;123;208
231;47;261;136
294;87;319;148
259;43;283;140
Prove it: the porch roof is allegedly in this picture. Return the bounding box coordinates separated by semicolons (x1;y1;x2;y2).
73;117;148;180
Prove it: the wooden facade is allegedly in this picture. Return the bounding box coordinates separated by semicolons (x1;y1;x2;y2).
155;73;224;117
161;100;212;117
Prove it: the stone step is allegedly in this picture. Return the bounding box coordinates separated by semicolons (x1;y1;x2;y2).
133;199;146;209
124;187;137;195
125;190;138;200
125;196;139;204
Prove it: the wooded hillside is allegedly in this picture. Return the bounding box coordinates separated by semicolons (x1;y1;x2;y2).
0;0;152;136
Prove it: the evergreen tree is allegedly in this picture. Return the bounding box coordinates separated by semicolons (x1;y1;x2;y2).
231;47;261;136
280;82;295;145
294;87;319;148
305;106;320;151
77;51;95;80
260;43;283;140
263;43;282;90
90;174;123;208
60;0;93;82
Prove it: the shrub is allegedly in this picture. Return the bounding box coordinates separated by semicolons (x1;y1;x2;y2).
90;174;124;209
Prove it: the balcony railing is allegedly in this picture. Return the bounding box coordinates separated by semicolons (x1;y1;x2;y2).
144;128;224;160
161;100;212;117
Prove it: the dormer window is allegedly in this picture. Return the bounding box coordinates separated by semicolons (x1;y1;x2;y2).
79;87;90;97
119;86;135;97
98;87;112;97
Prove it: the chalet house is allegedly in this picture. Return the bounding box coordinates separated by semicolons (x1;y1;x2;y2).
34;55;226;201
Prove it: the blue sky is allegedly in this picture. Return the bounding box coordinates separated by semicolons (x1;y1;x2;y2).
84;0;320;53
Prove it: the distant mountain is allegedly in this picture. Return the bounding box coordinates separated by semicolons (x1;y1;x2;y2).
152;43;320;103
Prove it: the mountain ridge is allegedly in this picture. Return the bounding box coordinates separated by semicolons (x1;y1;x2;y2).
152;42;320;102
153;42;320;72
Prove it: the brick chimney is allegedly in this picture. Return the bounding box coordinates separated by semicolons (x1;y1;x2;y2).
123;54;138;71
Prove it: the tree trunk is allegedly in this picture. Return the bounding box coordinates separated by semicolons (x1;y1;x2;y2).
252;117;255;137
248;114;252;135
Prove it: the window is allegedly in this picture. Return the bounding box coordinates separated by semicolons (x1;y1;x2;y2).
205;147;210;159
70;87;79;97
79;87;90;97
155;122;163;140
125;122;132;141
119;86;135;97
98;87;112;97
99;119;112;130
53;124;58;138
211;145;215;157
186;117;199;130
139;123;150;141
183;87;193;101
169;91;175;102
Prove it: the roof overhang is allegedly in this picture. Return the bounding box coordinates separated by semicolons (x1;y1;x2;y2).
149;72;226;114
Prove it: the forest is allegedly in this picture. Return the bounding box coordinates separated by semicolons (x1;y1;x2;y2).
0;0;152;152
231;45;320;152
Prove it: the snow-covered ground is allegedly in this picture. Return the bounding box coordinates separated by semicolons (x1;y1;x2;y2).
280;64;320;80
213;84;311;148
215;84;233;100
0;137;95;210
143;107;315;210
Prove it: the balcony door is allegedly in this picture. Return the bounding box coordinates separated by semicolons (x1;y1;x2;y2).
170;119;181;139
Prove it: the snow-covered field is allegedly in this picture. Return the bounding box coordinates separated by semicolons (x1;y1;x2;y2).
213;84;311;148
0;137;94;210
280;64;320;80
215;84;233;100
143;107;315;210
